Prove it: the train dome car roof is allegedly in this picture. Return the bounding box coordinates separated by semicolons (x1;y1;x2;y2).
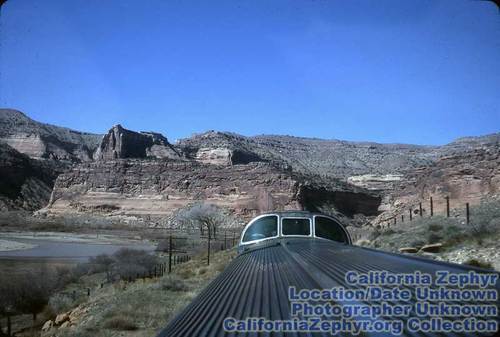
158;212;500;337
238;210;352;253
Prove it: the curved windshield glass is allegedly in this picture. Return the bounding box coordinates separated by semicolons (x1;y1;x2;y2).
314;216;348;243
282;218;310;236
242;215;278;243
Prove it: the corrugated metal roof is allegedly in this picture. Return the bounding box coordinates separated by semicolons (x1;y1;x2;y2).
158;238;500;337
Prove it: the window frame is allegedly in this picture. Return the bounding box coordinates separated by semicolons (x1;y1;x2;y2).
240;214;279;245
313;215;352;244
239;213;352;246
280;216;313;238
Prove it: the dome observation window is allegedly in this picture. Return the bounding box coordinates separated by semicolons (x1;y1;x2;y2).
314;215;349;243
239;212;351;246
241;215;278;243
281;218;311;236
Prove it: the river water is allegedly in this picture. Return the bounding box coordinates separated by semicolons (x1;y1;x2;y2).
0;232;156;272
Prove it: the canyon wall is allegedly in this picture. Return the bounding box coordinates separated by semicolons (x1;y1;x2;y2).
47;159;381;220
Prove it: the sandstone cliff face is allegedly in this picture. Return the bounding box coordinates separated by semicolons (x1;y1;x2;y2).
374;135;500;223
0;143;59;211
0;109;101;162
178;131;264;165
48;159;381;220
177;131;440;178
94;125;180;160
1;109;498;221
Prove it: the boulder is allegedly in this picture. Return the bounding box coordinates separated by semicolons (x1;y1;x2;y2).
399;247;418;254
41;320;53;331
55;312;69;325
60;320;71;329
69;306;86;323
419;243;443;253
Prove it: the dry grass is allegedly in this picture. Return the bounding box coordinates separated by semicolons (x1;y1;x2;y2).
102;317;138;331
53;248;236;337
373;200;500;252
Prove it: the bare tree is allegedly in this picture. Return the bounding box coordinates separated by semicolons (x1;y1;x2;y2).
15;269;53;325
0;268;55;336
0;274;18;337
178;203;231;239
169;203;234;265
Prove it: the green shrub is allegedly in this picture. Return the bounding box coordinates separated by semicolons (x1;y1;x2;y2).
426;232;442;244
428;223;443;232
102;316;138;331
462;258;493;270
470;200;500;234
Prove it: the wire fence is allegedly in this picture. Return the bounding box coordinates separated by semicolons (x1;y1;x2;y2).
380;196;472;228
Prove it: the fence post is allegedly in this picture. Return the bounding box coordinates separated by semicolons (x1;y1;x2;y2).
393;217;396;225
207;227;211;266
232;232;235;247
87;288;90;297
401;214;404;222
446;196;450;217
419;202;423;217
409;208;412;221
7;315;11;337
466;203;470;224
168;235;172;273
224;231;227;250
430;197;433;216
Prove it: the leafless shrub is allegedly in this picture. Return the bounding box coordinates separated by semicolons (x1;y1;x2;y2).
172;202;235;239
76;249;158;282
48;293;73;313
160;275;189;292
156;237;189;253
0;267;57;331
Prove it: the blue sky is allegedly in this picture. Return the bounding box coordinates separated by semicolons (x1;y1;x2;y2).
0;0;499;145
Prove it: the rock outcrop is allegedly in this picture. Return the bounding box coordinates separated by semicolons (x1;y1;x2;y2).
374;134;500;223
177;131;440;177
48;159;381;220
0;109;101;161
0;143;59;210
94;125;180;160
1;109;498;222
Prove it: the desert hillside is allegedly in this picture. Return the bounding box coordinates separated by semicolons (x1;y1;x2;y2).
1;109;498;227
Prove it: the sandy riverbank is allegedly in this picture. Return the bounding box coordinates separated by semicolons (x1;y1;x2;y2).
0;231;149;245
0;238;37;252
